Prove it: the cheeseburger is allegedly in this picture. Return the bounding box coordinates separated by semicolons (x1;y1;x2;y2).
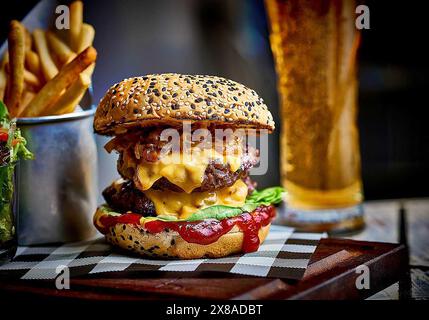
93;74;283;259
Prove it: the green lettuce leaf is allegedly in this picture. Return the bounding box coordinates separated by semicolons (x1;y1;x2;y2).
101;186;286;223
246;186;285;206
185;205;243;222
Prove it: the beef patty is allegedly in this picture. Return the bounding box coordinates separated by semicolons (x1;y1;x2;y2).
103;180;156;216
118;147;259;193
103;177;257;216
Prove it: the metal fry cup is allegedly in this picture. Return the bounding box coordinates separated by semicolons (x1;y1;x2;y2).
16;102;98;245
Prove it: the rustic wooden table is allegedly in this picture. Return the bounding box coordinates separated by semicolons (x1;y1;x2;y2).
343;198;429;300
0;198;426;300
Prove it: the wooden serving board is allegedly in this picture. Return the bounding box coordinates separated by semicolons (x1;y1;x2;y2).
0;238;408;300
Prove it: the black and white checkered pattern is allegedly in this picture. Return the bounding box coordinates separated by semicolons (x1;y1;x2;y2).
0;226;324;280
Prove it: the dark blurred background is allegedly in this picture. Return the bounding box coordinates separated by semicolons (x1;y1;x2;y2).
1;0;428;200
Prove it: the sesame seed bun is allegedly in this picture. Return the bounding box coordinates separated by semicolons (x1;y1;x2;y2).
105;220;271;260
94;74;275;135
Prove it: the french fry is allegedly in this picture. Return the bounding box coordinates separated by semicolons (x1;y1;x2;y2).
46;31;76;66
83;63;95;77
16;90;35;117
78;23;95;53
25;50;42;78
78;23;96;77
4;58;41;94
0;54;8;100
70;1;83;51
24;69;41;89
24;27;32;51
44;73;90;115
4;64;40;92
33;28;58;81
0;67;6;101
1;52;9;65
5;20;26;117
21;46;97;117
53;27;69;46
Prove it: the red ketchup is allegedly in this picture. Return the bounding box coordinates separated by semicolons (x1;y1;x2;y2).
98;213;142;234
99;205;276;253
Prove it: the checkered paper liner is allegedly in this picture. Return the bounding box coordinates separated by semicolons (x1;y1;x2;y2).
0;226;324;280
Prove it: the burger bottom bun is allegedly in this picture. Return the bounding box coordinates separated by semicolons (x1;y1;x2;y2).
105;222;271;259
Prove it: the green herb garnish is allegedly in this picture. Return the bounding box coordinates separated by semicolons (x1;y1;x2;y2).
0;101;33;244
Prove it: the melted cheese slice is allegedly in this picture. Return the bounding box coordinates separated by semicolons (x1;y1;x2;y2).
143;179;248;219
135;148;241;194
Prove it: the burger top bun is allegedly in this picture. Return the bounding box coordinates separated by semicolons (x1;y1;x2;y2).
94;73;275;135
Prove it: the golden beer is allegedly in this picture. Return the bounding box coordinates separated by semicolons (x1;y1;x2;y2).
265;0;364;232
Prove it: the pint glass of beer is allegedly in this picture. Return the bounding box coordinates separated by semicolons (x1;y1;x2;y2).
265;0;364;233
